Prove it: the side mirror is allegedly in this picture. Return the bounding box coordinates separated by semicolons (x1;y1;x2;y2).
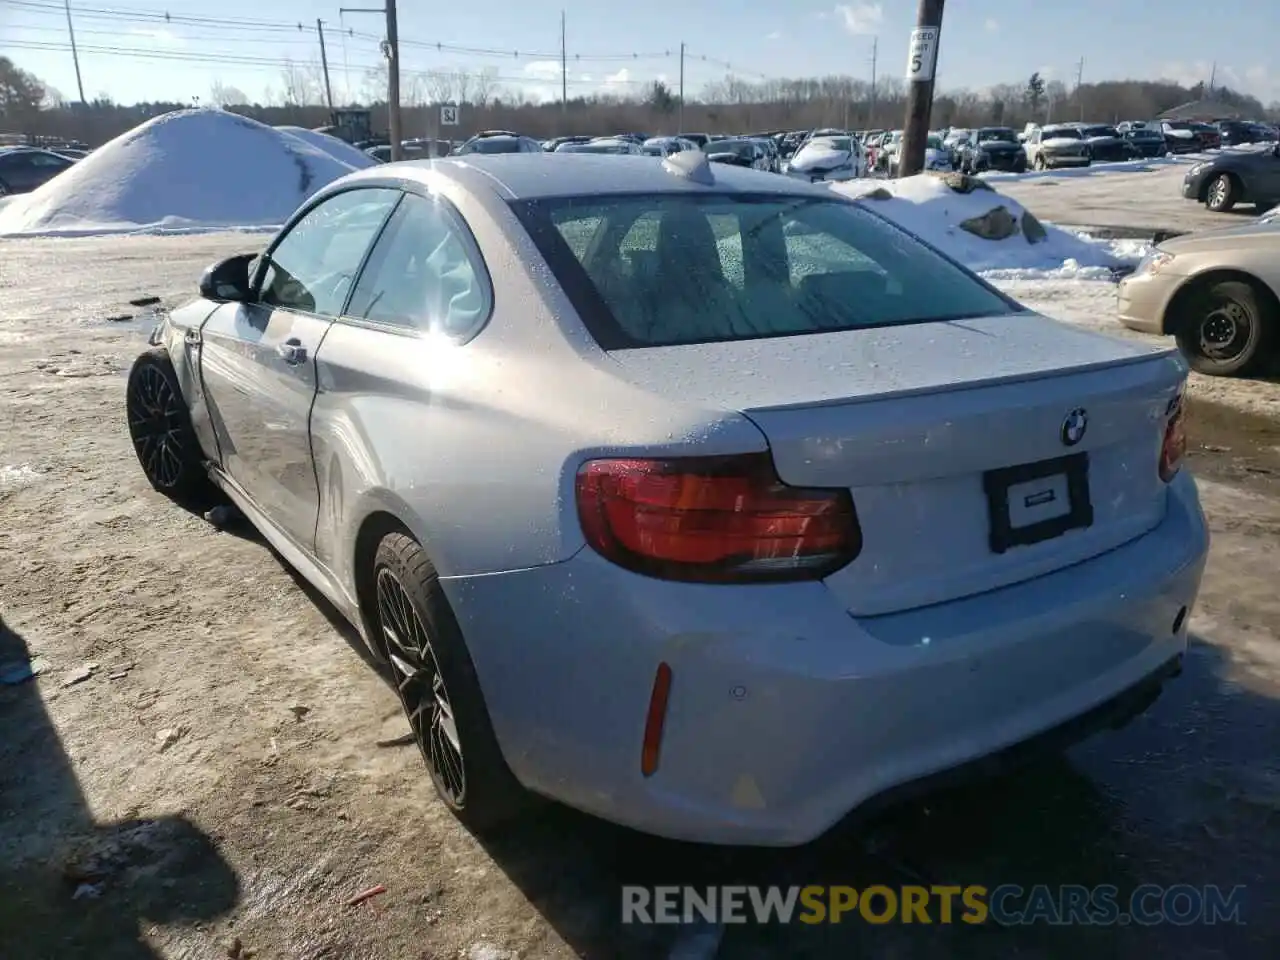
199;253;257;303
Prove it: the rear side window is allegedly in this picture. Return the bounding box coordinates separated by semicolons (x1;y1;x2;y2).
511;194;1015;349
345;192;490;338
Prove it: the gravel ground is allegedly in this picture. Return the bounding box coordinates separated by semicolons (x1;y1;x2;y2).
1;233;1278;960
992;159;1266;234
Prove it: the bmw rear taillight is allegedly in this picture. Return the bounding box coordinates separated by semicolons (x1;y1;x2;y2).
1159;395;1187;482
574;452;861;583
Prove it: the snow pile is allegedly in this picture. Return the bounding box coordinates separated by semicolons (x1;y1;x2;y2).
275;125;376;170
0;109;365;237
831;174;1124;278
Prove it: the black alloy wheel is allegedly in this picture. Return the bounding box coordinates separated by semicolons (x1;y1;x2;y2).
369;532;526;831
376;565;466;805
125;349;208;500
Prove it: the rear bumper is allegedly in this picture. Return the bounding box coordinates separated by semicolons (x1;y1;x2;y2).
446;473;1208;846
1045;154;1091;167
981;152;1025;171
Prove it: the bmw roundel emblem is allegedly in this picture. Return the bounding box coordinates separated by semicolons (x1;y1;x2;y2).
1061;408;1088;446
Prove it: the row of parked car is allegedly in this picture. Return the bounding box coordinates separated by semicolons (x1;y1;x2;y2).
374;129;875;183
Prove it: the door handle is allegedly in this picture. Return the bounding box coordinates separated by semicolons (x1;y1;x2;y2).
277;338;307;365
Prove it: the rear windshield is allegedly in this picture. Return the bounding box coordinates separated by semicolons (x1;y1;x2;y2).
510;194;1016;349
460;138;522;154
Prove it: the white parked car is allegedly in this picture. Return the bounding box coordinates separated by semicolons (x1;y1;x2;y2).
784;135;867;182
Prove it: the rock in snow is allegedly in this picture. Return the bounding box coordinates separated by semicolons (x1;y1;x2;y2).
0;108;370;238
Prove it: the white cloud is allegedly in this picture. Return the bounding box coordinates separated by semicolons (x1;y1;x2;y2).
835;3;882;34
523;61;563;82
604;68;631;86
984;18;999;32
129;27;184;45
767;31;782;41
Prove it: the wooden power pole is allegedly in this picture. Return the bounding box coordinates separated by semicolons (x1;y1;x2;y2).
63;0;86;105
897;0;945;178
678;42;685;133
316;19;335;111
339;2;401;159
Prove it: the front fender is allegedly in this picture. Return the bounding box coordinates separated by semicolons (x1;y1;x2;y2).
157;298;221;462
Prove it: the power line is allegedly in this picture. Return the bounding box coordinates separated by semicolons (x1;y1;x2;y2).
3;0;695;65
1;37;658;85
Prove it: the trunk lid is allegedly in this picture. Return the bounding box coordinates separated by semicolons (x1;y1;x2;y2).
607;314;1185;615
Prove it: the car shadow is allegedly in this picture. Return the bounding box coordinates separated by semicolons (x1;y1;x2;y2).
472;632;1278;958
0;616;240;959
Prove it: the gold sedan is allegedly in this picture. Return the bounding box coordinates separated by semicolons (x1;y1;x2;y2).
1118;217;1280;376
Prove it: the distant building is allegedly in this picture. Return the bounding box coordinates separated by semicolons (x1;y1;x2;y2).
1157;98;1246;122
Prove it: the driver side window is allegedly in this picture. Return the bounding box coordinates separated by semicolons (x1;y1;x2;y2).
258;187;401;317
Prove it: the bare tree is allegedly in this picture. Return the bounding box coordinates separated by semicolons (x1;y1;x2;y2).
209;81;249;107
454;71;473;106
360;65;387;105
470;67;500;107
281;60;318;106
421;70;456;105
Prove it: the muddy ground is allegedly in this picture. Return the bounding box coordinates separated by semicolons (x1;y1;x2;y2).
1;234;1278;960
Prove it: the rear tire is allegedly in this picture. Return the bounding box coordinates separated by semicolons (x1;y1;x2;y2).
372;532;527;832
1174;279;1275;377
1205;173;1237;212
125;349;212;503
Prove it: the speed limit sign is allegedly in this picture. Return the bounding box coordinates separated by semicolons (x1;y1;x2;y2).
440;104;460;126
905;27;939;82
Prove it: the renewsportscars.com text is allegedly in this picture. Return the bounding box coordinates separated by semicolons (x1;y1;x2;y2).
622;884;1247;926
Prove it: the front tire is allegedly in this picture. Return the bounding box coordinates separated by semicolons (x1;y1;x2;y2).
1033;153;1046;171
373;532;526;831
1205;173;1237;212
1174;279;1275;376
125;349;211;502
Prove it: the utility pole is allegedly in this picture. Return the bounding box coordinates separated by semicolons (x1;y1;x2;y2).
1075;56;1085;122
868;36;877;128
385;0;401;159
339;3;401;159
898;0;944;177
63;0;86;105
678;42;685;133
316;19;335;111
560;11;567;116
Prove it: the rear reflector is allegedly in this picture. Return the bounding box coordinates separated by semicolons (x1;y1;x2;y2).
574;452;861;583
1159;395;1187;483
641;662;673;777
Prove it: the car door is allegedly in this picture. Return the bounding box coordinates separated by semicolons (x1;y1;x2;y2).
0;152;55;192
197;186;402;550
1258;146;1280;200
308;189;494;569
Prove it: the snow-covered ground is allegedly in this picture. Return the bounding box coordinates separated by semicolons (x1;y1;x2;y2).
0;109;370;238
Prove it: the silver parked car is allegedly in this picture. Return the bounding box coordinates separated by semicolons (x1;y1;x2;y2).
125;151;1207;845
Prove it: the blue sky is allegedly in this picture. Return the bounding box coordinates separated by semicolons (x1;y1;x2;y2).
3;0;1278;107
